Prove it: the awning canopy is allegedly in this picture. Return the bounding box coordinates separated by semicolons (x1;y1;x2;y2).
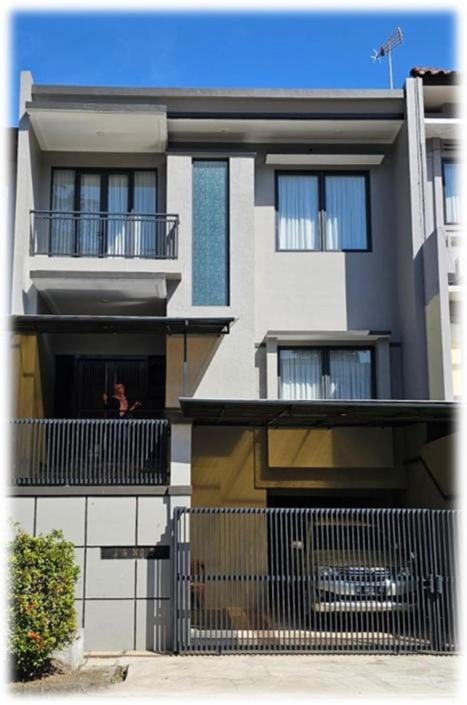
10;315;234;336
178;398;458;428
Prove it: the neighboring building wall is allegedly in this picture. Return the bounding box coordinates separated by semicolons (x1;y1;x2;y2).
392;86;429;399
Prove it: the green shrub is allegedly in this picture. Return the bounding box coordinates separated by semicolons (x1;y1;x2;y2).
9;528;79;680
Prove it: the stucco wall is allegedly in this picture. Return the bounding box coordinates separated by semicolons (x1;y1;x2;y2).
166;154;257;400
254;158;400;341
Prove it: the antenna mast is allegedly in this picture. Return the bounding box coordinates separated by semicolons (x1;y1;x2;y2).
371;27;404;89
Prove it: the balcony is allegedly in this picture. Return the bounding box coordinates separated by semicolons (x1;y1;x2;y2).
11;419;170;486
30;210;179;259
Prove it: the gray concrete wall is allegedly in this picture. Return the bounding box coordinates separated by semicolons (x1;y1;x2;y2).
166;154;258;400
392;88;429;400
9;493;189;652
254;159;400;340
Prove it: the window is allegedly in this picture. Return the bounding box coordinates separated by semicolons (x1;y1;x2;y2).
50;168;157;256
279;347;374;400
276;172;370;251
192;160;229;306
443;161;461;225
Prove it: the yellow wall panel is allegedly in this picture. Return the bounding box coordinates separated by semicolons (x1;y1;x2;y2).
267;427;394;469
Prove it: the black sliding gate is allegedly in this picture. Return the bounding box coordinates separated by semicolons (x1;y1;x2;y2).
173;508;458;654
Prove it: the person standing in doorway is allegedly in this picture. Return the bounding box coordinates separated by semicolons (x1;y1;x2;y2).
102;382;142;418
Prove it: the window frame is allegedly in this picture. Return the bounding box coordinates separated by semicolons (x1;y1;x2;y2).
50;167;159;215
442;159;461;226
277;345;377;400
274;170;372;253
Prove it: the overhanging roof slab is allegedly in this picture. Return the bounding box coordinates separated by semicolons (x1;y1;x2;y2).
10;315;234;336
27;103;168;152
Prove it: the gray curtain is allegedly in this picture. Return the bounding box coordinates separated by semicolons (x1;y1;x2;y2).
280;349;322;399
133;172;157;256
328;349;372;399
325;176;367;250
79;174;101;255
278;175;319;250
107;175;129;256
51;170;75;254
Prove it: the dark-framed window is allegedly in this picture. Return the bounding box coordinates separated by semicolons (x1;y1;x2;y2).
275;171;371;252
278;346;376;400
192;159;230;306
49;167;158;256
442;160;461;225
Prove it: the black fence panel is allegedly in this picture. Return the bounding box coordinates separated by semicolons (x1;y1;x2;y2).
173;507;458;654
11;419;170;485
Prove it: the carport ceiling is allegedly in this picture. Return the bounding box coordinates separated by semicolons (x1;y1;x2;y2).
178;398;458;427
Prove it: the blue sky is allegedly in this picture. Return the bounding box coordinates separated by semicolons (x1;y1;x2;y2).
10;10;457;125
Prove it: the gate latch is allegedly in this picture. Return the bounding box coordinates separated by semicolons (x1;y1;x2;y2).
425;574;443;596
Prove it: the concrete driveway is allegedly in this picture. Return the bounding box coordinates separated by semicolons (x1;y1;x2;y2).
86;653;459;699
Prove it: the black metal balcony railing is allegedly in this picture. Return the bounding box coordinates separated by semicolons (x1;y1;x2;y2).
11;419;170;486
30;210;179;259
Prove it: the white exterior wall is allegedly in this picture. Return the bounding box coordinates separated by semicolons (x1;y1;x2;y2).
166;154;257;398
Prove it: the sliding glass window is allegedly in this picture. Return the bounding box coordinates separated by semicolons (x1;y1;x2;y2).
50;168;157;257
279;347;374;400
443;161;461;225
277;172;370;251
192;160;229;306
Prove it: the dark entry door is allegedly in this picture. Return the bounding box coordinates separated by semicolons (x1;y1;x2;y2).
54;356;165;418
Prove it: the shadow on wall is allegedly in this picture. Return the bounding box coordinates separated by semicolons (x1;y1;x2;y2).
166;334;224;407
192;427;266;507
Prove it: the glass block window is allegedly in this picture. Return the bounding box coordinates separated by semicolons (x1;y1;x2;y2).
192;160;229;305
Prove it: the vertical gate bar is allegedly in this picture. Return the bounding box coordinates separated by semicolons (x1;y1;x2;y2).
452;511;458;651
442;511;451;651
404;511;414;653
281;508;287;652
172;507;178;653
287;508;294;651
335;506;341;654
365;508;372;653
413;510;423;652
281;509;287;652
365;508;373;653
293;508;301;651
316;508;323;652
270;509;277;651
430;510;442;653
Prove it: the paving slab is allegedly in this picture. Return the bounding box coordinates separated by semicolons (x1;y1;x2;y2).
84;653;459;698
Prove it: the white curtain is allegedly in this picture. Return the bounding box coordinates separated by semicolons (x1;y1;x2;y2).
79;174;101;255
134;172;157;256
280;349;322;400
107;175;128;256
278;175;319;250
51;170;74;255
325;176;367;250
444;162;461;224
328;350;372;399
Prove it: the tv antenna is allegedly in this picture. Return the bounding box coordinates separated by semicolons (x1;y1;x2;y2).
371;27;404;89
